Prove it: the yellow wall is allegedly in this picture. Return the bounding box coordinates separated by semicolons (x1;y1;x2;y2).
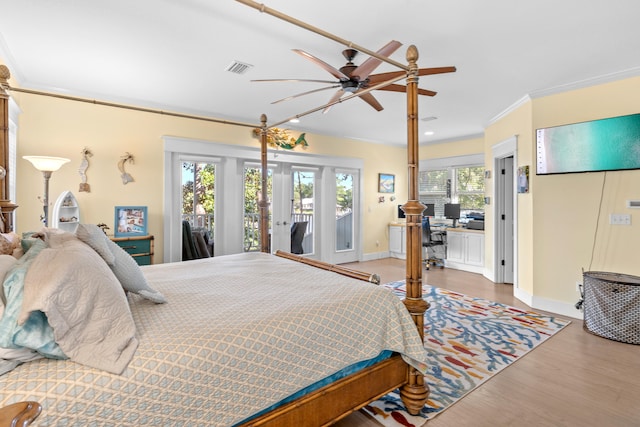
484;76;640;310
11;67;640;313
484;101;534;294
420;136;484;160
11;91;408;261
530;77;640;304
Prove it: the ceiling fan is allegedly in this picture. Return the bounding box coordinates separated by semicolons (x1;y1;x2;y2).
252;40;456;113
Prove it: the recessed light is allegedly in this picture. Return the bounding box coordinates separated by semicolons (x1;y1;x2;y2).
421;116;438;122
424;131;435;136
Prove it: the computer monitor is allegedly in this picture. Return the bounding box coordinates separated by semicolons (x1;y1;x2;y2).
423;203;435;217
397;204;405;219
444;203;461;227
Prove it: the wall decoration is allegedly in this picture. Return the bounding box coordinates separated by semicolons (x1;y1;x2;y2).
78;147;93;192
114;206;147;237
118;152;135;184
517;166;529;193
378;173;395;193
252;128;308;150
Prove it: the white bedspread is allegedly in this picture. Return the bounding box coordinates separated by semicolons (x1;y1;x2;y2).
0;252;427;426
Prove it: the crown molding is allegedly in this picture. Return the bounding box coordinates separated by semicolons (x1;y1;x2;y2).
488;67;640;127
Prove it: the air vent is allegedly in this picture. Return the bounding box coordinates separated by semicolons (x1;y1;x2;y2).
225;60;253;75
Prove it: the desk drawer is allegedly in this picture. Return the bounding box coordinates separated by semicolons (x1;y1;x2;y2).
115;239;151;255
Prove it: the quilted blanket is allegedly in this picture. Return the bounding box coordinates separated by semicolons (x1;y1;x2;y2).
0;252;427;426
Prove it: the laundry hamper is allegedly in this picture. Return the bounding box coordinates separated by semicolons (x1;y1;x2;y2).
582;271;640;345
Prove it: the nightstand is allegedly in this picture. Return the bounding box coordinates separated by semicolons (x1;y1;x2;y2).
110;235;154;265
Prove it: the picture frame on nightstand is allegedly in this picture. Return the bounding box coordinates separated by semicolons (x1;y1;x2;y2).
114;206;148;237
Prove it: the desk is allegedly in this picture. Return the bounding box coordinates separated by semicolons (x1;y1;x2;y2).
388;222;406;259
445;228;484;273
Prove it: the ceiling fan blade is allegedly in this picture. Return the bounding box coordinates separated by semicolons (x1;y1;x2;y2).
377;83;437;97
322;89;346;114
272;84;342;105
357;91;384;112
352;40;402;81
368;66;457;84
293;49;349;80
252;78;339;84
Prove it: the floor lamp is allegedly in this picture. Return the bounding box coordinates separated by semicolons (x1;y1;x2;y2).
23;156;70;227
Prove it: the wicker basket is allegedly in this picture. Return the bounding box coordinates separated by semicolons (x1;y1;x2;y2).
583;271;640;345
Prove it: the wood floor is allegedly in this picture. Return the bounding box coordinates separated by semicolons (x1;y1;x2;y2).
334;258;640;427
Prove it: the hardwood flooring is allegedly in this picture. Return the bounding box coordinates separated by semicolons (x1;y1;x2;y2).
335;258;640;427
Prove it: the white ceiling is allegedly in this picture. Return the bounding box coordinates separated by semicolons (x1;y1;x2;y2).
1;0;639;146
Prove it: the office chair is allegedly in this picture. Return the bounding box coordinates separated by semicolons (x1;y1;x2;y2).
422;216;446;269
290;221;308;254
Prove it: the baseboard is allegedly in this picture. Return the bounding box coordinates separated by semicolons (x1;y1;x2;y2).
362;251;389;262
514;287;583;320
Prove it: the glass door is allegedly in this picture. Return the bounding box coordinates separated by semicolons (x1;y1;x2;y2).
181;160;216;255
332;169;359;264
290;168;316;255
243;164;272;252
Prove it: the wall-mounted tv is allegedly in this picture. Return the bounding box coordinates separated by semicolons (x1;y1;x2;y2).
536;113;640;175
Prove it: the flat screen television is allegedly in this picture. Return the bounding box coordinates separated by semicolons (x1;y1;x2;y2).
444;203;460;227
397;204;405;219
423;203;435;217
536;113;640;175
444;203;460;220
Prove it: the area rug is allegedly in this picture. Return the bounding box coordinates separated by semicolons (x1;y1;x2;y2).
363;281;570;427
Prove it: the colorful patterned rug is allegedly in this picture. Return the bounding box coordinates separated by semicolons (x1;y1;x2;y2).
363;281;570;427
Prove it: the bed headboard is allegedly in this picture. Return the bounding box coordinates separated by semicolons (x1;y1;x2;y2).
0;65;18;232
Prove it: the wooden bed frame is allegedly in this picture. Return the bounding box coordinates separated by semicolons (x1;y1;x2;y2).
0;2;441;424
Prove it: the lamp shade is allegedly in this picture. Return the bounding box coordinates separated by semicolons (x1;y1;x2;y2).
23;156;70;172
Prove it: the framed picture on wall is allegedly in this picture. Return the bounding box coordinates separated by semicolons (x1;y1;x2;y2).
114;206;148;237
517;166;530;193
378;173;395;193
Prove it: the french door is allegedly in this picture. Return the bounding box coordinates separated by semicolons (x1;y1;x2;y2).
244;163;318;256
164;137;362;264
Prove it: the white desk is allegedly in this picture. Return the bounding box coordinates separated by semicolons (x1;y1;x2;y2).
445;228;484;273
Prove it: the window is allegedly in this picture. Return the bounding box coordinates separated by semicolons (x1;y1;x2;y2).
419;155;485;220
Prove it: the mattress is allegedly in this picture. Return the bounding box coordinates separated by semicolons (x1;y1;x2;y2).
1;252;427;426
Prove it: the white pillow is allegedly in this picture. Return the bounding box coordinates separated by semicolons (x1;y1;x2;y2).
72;224;165;304
75;223;116;265
105;239;167;304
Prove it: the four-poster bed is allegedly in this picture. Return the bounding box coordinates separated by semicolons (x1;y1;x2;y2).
0;1;457;425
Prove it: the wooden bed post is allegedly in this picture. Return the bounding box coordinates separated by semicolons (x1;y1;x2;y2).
0;65;18;232
259;114;270;253
399;45;430;415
